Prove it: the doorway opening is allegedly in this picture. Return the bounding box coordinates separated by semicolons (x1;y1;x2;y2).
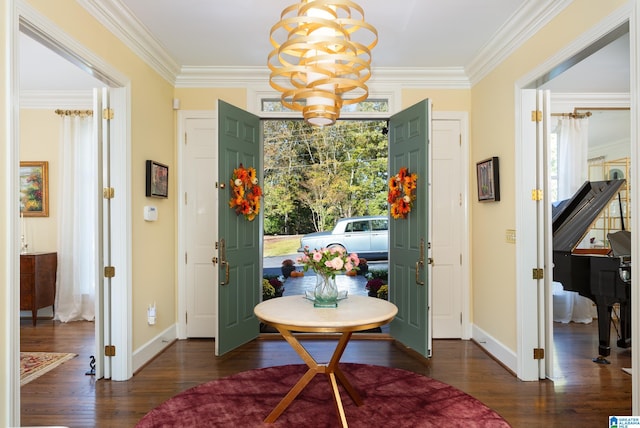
515;18;633;383
261;119;390;306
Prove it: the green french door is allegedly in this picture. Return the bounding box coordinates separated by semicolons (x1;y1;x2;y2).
388;99;432;357
215;100;262;356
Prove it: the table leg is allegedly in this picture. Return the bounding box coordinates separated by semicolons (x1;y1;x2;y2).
265;327;363;426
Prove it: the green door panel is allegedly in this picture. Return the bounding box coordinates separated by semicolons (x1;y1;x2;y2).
389;99;432;357
216;100;262;356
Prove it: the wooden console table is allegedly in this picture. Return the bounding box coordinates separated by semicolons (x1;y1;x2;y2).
254;295;397;427
20;252;57;326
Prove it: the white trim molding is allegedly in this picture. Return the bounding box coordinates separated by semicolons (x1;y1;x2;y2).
20;89;93;109
76;0;179;84
77;0;570;91
467;0;573;85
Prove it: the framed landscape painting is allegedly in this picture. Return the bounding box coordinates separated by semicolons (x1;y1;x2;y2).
20;161;49;217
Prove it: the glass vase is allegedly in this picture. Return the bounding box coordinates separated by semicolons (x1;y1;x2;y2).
314;272;339;308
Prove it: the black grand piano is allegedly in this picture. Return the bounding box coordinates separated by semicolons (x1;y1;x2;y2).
552;180;631;363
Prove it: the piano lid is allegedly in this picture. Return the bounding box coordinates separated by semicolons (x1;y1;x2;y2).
552;180;626;252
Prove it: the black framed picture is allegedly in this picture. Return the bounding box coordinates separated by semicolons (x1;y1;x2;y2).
476;157;500;202
146;160;168;198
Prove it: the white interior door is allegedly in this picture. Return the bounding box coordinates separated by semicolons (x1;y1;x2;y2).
431;119;463;338
183;115;218;338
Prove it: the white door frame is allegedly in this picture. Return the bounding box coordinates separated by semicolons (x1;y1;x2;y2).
8;1;133;423
432;112;471;340
176;110;216;339
515;0;639;407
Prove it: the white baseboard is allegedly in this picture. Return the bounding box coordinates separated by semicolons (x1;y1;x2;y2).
132;323;177;373
471;323;517;374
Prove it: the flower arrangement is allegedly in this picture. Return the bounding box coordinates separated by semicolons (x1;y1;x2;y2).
262;276;285;300
365;278;385;295
229;163;262;221
262;279;276;299
297;246;359;279
377;284;388;300
388;167;417;219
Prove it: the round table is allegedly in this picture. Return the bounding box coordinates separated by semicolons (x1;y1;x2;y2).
254;295;398;426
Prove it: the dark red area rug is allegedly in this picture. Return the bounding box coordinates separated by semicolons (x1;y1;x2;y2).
136;363;510;427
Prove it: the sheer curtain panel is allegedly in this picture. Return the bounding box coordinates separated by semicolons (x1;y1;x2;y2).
54;113;97;322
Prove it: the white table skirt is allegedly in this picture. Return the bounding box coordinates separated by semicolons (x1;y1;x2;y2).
552;281;597;324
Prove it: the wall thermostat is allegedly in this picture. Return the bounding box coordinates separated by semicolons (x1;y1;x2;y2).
144;206;158;221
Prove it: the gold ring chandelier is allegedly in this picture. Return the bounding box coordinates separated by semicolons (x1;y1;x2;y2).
268;0;378;126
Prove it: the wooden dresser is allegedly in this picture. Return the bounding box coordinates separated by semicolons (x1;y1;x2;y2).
20;252;57;326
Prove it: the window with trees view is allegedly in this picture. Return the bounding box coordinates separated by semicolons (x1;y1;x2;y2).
262;119;389;235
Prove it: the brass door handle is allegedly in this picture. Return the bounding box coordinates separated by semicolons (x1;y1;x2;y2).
415;238;425;285
415;261;425;286
221;260;230;285
211;257;218;265
219;238;230;285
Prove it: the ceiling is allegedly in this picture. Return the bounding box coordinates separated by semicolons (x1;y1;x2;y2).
19;0;629;94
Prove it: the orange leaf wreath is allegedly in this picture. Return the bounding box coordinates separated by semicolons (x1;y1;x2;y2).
388;167;417;219
229;163;262;221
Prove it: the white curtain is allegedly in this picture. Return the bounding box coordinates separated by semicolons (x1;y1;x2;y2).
554;116;595;323
557;117;589;200
55;114;97;322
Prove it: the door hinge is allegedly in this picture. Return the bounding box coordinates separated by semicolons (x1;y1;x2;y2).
103;108;114;120
103;187;115;199
104;266;116;278
185;252;187;264
531;189;543;201
184;192;187;205
184;132;187;145
185;312;188;324
531;110;542;122
533;348;545;360
105;345;116;357
532;268;544;280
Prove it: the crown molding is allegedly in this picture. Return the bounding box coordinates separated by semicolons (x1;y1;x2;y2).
79;0;568;90
466;0;573;86
77;0;180;85
550;92;631;109
175;65;471;89
20;90;93;109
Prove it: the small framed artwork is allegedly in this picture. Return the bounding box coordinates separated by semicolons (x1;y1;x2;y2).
146;160;169;198
476;157;500;202
20;161;49;217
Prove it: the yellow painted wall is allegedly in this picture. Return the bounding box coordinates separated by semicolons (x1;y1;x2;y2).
401;88;471;112
174;88;248;111
25;0;177;351
470;0;627;350
20;109;59;252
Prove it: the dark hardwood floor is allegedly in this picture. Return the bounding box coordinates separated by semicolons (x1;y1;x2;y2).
20;318;631;427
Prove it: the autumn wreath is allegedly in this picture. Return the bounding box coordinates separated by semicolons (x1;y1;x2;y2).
229;163;262;221
388;167;417;219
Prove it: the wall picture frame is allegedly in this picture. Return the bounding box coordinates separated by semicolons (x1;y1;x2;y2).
20;161;49;217
146;160;169;198
476;157;500;202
